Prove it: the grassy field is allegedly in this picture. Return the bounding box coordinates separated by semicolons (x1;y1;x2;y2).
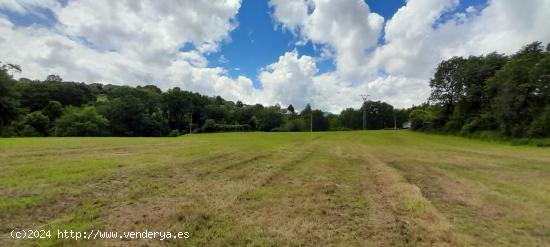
1;131;550;246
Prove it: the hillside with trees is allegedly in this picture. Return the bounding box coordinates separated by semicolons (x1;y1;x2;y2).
0;65;407;137
2;41;548;139
410;42;550;140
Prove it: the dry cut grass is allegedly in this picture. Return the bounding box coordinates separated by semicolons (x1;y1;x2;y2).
1;131;550;246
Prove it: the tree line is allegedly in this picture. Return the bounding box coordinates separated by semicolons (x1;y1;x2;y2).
410;41;550;139
0;66;408;137
4;41;545;138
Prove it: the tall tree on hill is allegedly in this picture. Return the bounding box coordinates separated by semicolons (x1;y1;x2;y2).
339;108;362;130
161;87;193;131
257;106;283;131
287;104;295;115
488;42;547;137
301;104;312;131
311;110;329;131
447;53;508;131
42;101;64;121
0;63;20;128
104;94;163;136
411;41;550;138
363;101;394;129
15;80;95;111
429;56;467;117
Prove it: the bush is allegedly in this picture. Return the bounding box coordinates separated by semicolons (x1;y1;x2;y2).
19;125;42;137
330;127;352;131
284;118;306;132
216;124;251;132
409;108;442;131
168;129;180;137
54;106;109;136
201;119;251;133
409;109;426;130
443;120;462;133
460;114;497;136
525;138;550;147
0;125;17;137
528;107;550;137
17;111;50;136
410;104;460;132
201;119;216;132
473;130;503;141
43;101;63;120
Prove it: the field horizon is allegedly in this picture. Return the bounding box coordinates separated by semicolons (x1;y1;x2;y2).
2;131;550;246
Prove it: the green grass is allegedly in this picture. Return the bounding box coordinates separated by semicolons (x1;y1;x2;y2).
1;131;550;246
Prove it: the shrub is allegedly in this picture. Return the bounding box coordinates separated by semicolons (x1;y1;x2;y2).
43;101;63;120
527;107;550;137
168;129;180;137
201;119;216;132
17;111;50;136
0;125;17;137
54;106;109;136
443;120;462;133
409;108;443;131
284;118;306;132
460;114;497;135
19;125;42;137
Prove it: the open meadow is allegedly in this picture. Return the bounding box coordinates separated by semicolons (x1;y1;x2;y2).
1;131;550;246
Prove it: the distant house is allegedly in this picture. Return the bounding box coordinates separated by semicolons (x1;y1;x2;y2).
402;121;411;129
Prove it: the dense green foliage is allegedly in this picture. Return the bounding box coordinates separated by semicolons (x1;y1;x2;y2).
0;63;20;127
0;65;406;137
6;41;546;138
338;102;409;130
410;42;550;139
54;106;110;136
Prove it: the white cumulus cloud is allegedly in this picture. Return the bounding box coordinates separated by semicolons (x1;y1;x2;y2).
267;0;550;111
0;0;262;104
270;0;384;79
0;0;59;14
258;50;317;109
1;0;550;112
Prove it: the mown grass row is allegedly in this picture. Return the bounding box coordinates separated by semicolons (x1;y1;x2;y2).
1;131;549;246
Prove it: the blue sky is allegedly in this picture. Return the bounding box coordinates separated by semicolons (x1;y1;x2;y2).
0;0;488;76
206;0;335;89
0;0;546;111
206;0;298;88
206;0;408;88
204;0;487;89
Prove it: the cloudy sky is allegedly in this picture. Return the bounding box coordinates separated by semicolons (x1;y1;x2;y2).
0;0;549;112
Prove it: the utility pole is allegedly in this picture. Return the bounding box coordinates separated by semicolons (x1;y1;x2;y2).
360;94;370;130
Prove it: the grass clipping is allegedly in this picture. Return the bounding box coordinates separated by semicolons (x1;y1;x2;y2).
364;153;460;246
